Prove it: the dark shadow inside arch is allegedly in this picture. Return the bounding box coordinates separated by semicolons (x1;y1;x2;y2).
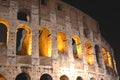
16;28;26;52
90;77;95;80
60;75;69;80
40;74;52;80
0;23;7;46
72;38;77;57
76;76;83;80
95;45;103;68
15;72;30;80
17;12;28;21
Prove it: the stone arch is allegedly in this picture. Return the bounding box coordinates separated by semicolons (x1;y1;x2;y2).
76;76;83;80
95;45;103;68
107;51;113;68
40;74;52;80
0;18;9;47
85;41;94;65
15;72;30;80
16;24;32;55
57;32;67;54
90;77;95;80
17;8;30;22
60;75;69;80
0;74;6;80
72;35;82;58
101;48;107;65
39;27;52;57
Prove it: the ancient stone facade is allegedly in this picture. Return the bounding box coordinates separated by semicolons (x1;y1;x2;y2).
0;0;119;80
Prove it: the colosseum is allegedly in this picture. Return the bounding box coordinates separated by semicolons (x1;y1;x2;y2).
0;0;119;80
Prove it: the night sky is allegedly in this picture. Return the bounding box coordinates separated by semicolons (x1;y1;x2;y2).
63;0;120;77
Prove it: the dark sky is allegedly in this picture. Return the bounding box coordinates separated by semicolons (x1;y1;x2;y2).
63;0;120;77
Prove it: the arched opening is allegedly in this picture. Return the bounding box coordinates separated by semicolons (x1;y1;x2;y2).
0;18;9;47
39;27;52;57
90;77;95;80
72;35;82;58
16;24;32;55
60;75;69;80
101;48;107;65
15;72;30;80
40;74;52;80
17;9;30;22
85;41;94;65
0;74;5;80
0;23;7;47
57;32;67;54
40;0;47;5
107;52;113;68
101;78;103;80
76;76;83;80
95;45;103;68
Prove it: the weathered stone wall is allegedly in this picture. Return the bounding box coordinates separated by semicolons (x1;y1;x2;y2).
0;0;119;80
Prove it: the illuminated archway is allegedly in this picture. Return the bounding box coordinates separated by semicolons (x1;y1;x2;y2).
0;74;5;80
39;27;52;57
72;35;82;58
40;74;52;80
60;75;69;80
101;48;107;64
57;32;67;54
85;41;94;65
107;52;113;68
16;24;32;55
15;72;30;80
0;18;9;47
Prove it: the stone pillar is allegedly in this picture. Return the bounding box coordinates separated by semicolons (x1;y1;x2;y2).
31;6;39;65
7;1;18;65
65;16;74;62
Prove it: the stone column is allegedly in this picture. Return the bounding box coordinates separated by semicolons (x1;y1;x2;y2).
7;1;18;65
31;6;39;65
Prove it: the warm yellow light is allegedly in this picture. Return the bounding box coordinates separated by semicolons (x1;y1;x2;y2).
0;77;5;80
72;35;82;58
39;27;52;57
57;32;67;53
0;74;5;80
102;48;107;64
85;41;94;65
107;52;113;68
17;24;32;55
